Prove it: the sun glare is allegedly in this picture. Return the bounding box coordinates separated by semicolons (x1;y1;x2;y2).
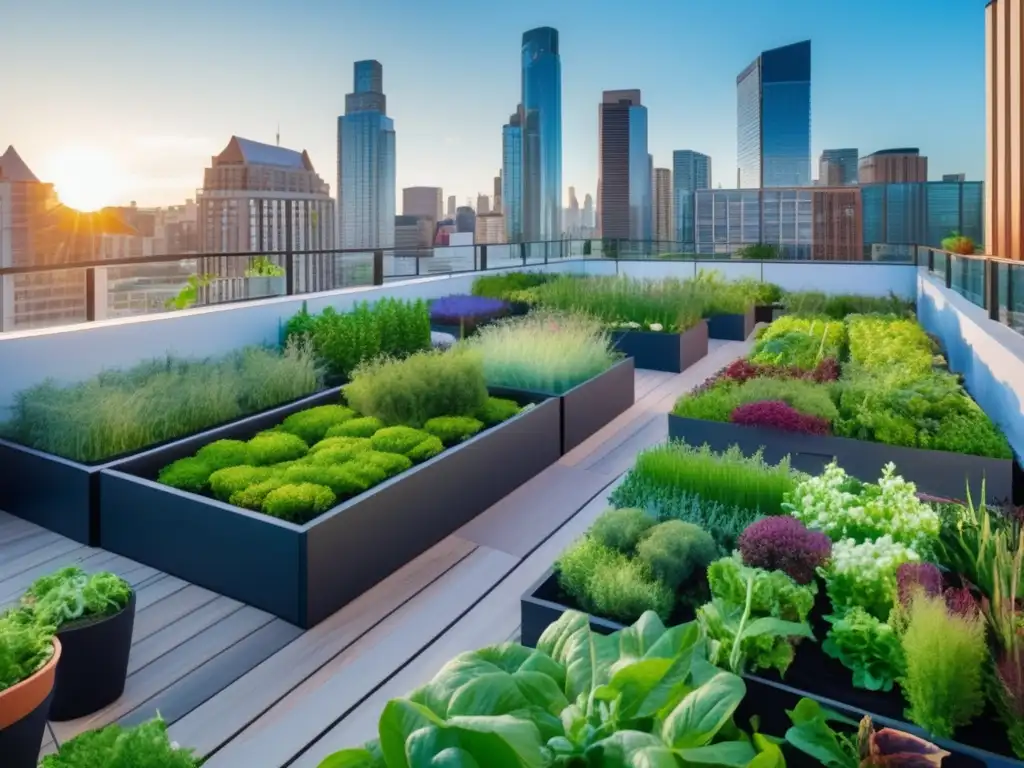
47;147;122;212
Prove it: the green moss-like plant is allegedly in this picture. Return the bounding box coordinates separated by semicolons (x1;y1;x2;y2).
281;463;377;498
195;439;250;470
307;439;374;467
208;465;274;501
900;594;987;738
423;416;485;446
21;567;131;630
308;435;372;455
246;432;308;465
0;607;55;693
636;520;719;590
588;508;656;553
280;405;356;444
40;716;196;767
406;434;444;462
158;457;214;494
476;397;522;426
370;426;438;458
229;477;287;510
262;482;337;523
588;559;674;623
356;450;413;477
326;416;386;439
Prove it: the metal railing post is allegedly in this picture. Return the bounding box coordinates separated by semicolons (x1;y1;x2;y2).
85;267;96;322
927;248;934;274
988;258;1000;321
520;242;527;266
479;244;488;271
372;250;384;285
945;254;952;289
284;200;295;295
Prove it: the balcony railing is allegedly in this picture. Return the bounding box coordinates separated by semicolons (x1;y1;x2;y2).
918;245;1024;333
0;238;918;333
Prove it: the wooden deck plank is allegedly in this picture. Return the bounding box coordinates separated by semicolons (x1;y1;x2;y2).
634;369;674;399
0;537;89;582
292;482;624;766
456;464;613;557
168;536;477;758
50;605;276;744
127;598;244;676
116;618;304;731
132;583;220;642
0;528;64;561
0;549;123;606
198;545;519;768
134;574;190;612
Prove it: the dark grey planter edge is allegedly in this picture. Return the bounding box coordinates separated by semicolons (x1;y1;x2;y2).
0;387;342;546
706;306;756;341
100;394;562;628
610;320;709;373
520;569;1021;768
666;414;1013;503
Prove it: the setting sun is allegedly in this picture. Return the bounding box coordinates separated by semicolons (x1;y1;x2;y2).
46;147;123;212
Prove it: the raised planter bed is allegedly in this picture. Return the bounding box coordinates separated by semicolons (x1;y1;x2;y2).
491;357;635;455
754;303;782;325
706;306;756;340
667;413;1013;503
609;320;708;373
0;388;342;545
98;393;561;628
521;569;1018;768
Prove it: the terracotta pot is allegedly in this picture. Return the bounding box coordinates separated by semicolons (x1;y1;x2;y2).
0;637;62;729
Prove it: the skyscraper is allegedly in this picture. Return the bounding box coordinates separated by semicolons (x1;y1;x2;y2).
402;187;443;221
818;149;858;185
672;150;711;247
502;108;523;242
737;40;811;188
477;194;490;215
653;168;673;244
521;27;562;241
338;60;395;249
493;173;502;213
599;90;651;241
583;193;594;231
447;195;457;218
567;186;580;235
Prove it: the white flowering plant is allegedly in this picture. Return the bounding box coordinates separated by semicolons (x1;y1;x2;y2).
611;320;666;332
825;536;920;620
782;460;939;554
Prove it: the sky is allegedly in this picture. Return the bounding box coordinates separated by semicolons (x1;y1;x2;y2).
4;0;988;210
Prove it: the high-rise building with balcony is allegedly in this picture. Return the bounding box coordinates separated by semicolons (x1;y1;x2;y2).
599;90;651;241
502;108;523;242
859;149;928;184
198;136;336;299
521;27;562;241
818;149;859;186
653;168;673;244
672;150;711;247
737;40;811;189
402;187;442;221
338;60;395;249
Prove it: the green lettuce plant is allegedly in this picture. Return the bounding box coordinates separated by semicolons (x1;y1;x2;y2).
822;607;904;692
824;536;920;621
40;717;196;767
749;315;846;369
21;567;131;630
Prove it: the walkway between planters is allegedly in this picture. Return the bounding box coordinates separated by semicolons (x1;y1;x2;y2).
183;337;752;768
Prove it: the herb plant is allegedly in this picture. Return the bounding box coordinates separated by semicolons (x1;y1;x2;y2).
730;400;832;435
21;567;132;629
781;291;914;319
673;375;838;426
822;608;905;692
40;717;196;767
470;270;554;299
825;536;920;621
750;315;847;369
0;607;55;693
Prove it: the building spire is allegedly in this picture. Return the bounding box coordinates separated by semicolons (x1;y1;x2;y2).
276;123;280;147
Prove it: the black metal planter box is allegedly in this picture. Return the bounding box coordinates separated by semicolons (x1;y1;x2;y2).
706;307;756;341
491;358;635;455
0;388;344;546
98;394;561;628
609;321;708;373
520;569;1018;768
667;413;1013;503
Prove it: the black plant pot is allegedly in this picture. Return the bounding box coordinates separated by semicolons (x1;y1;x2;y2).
0;688;54;768
49;592;136;721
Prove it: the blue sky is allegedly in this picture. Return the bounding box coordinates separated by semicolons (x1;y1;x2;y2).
4;0;987;209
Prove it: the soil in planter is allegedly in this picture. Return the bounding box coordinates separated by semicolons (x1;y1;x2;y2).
534;568;706;629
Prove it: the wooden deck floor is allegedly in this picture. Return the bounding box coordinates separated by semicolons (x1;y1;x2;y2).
0;338;751;766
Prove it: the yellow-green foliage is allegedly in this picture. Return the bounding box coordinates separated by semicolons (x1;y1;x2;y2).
246;432;309;466
900;594;987;739
208;465;275;501
158;457;215;494
229;477;287;510
280;405;356;444
195;439;250;470
326;416;386;438
476;397;521;426
307;437;373;464
261;483;336;524
636;520;719;590
423;416;484;446
370;426;442;461
588;508;656;553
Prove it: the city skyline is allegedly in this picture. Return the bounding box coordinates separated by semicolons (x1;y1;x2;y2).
4;0;986;212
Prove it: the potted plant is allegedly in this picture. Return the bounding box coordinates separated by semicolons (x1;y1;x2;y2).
20;567;135;720
941;231;976;255
245;256;286;298
0;609;61;768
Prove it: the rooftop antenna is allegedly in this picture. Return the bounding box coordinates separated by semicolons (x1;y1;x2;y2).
276;123;280;147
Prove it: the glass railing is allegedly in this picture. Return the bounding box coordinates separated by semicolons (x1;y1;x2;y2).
920;245;1024;333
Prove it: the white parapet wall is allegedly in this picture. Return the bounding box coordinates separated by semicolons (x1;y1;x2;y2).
917;272;1024;463
0;258;915;414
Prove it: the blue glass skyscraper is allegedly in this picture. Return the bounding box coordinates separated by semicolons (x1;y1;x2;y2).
673;150;711;247
338;60;396;249
737;40;811;189
521;27;562;241
502;108;523;242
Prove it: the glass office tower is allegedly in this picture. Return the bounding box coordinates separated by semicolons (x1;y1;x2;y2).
673;150;711;247
502;109;523;242
337;60;396;249
737;40;811;189
521;27;562;241
599;90;650;242
861;182;983;249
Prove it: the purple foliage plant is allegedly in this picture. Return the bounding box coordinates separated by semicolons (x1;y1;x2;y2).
737;516;832;584
430;294;510;329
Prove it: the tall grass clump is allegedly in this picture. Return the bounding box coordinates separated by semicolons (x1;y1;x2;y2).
782;291;914;319
343;348;488;427
610;441;795;519
464;311;620;394
1;338;322;463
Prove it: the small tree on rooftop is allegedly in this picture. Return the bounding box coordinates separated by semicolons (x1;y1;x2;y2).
941;231;976;255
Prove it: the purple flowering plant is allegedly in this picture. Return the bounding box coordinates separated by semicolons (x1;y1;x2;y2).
738;515;832;584
430;294;510;330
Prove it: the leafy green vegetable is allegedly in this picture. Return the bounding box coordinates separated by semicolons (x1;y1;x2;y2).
40;717;197;767
21;567;132;630
822;608;904;692
706;557;815;623
0;607;55;692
